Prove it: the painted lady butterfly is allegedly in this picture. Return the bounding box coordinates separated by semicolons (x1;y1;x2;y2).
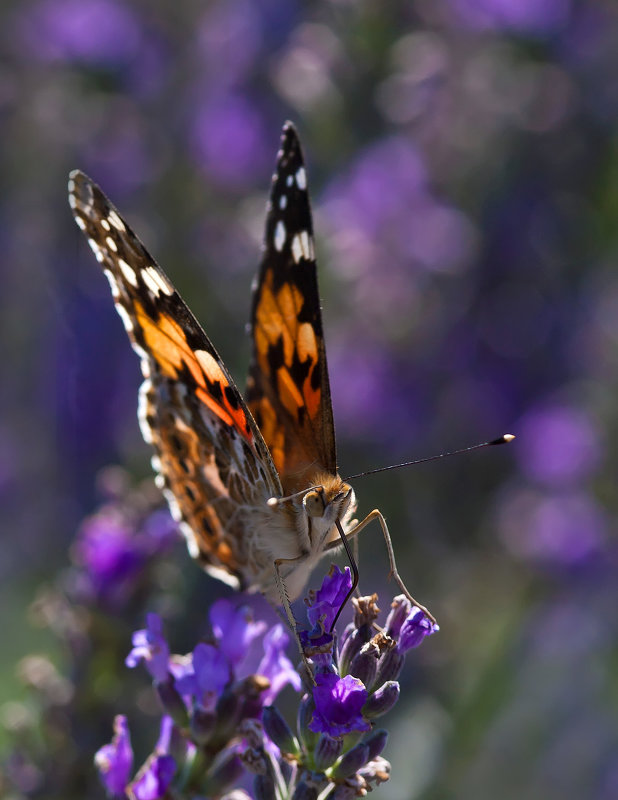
68;123;434;633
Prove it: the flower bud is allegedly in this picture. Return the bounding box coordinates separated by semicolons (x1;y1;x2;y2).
262;706;298;757
362;681;400;719
363;728;388;761
155;677;188;727
190;706;216;745
291;781;319;800
254;772;276;800
212;689;241;745
297;694;319;752
348;642;379;688
205;749;244;797
384;595;411;638
374;646;404;686
331;742;370;780
313;733;343;771
338;629;364;676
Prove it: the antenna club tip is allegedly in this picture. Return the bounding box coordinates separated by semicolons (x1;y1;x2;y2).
492;433;515;445
267;497;278;508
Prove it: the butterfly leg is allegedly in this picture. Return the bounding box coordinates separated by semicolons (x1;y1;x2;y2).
344;510;437;624
273;556;316;682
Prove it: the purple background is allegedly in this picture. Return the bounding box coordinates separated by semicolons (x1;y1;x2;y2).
2;0;618;798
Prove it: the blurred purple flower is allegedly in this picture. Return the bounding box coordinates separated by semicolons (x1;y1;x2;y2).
142;509;179;552
129;754;175;800
322;136;474;279
174;643;230;712
309;673;370;738
516;404;602;488
196;0;263;85
256;626;301;705
210;599;267;668
16;0;142;64
305;565;352;630
72;506;178;606
448;0;571;34
129;716;176;800
126;614;170;683
327;340;422;448
498;488;607;567
95;715;133;798
189;93;269;187
73;510;144;598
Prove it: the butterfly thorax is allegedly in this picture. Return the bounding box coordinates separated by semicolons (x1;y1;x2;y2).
246;472;357;603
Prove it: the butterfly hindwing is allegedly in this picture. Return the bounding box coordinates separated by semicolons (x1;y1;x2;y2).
68;171;282;587
246;123;337;494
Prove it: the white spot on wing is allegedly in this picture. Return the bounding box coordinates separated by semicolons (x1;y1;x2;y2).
100;219;110;231
291;231;313;263
142;266;173;296
108;210;126;231
296;167;306;190
105;236;118;253
138;379;153;442
68;194;77;209
279;194;287;210
286;175;293;187
274;220;286;252
118;258;139;287
75;216;86;230
89;240;105;262
116;302;134;333
180;520;200;558
103;269;120;298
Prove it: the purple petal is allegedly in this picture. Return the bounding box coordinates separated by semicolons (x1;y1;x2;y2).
73;510;144;599
309;673;370;738
193;643;231;710
256;625;301;705
397;607;439;653
129;754;175;800
210;600;266;667
94;715;133;797
125;614;170;683
306;566;352;630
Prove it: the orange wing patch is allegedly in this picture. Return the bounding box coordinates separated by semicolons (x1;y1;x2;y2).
253;267;321;424
138;302;253;444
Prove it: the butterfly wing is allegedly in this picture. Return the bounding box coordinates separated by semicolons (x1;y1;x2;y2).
68;171;282;589
246;123;338;494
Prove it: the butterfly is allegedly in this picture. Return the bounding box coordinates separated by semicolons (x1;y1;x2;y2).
68;122;434;635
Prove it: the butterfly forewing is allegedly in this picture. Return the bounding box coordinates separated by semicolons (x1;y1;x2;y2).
246;124;338;494
68;171;282;588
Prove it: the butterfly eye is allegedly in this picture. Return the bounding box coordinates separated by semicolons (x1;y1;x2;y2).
304;489;325;517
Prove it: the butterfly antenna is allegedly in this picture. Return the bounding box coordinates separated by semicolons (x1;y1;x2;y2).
343;434;515;481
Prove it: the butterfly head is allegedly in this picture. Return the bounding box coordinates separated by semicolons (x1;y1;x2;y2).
303;475;353;520
300;473;356;550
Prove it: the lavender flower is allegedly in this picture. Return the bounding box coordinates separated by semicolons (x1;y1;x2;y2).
96;567;438;799
71;489;178;608
239;569;438;799
94;715;133;798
